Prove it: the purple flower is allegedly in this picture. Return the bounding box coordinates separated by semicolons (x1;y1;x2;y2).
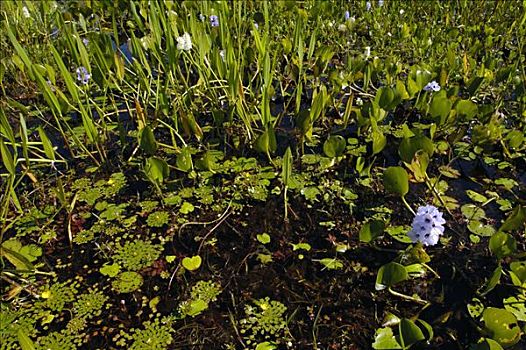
210;15;219;27
423;81;441;92
76;67;91;85
345;10;350;20
378;0;384;7
82;38;89;46
366;1;371;11
407;205;446;246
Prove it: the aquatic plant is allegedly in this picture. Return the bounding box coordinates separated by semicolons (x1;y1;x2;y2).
240;297;288;344
113;239;162;271
73;290;108;319
146;211;169;227
112;271;143;293
116;318;175;349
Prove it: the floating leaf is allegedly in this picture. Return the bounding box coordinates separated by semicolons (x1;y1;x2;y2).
99;263;120;277
399;134;434;163
383;167;409;197
176;147;193;172
182;256;202;271
145;157;169;184
469;338;504;350
255;342;278;350
429;96;452;124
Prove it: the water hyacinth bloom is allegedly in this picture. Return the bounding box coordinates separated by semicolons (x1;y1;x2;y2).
408;205;446;246
366;1;372;11
176;32;192;51
345;10;350;20
210;15;219;27
199;13;205;22
82;38;89;46
378;0;384;7
76;67;91;85
423;80;441;92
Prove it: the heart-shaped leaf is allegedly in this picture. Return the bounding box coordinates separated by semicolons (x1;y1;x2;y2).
489;232;517;259
182;256;202;271
398;318;425;348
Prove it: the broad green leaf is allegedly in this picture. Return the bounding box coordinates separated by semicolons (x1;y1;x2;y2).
0;139;15;175
383;167;409;197
254;127;277;154
372;327;402;349
176;147;193;172
359;220;385;243
182;256;202;271
499;205;526;232
455;100;478;120
398;318;425;348
376;262;408;290
323;135;346;158
480;266;502;296
371;130;387;155
483;308;521;347
510;261;526;283
504;295;526;322
99;263;121;277
429;96;452;124
399;134;434;163
145;157;169;183
139;125;158;155
185;299;208;317
489;232;517;259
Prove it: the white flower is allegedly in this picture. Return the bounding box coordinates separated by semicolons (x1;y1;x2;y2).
407;205;446;246
366;1;372;11
219;50;225;62
356;97;363;106
338;24;347;32
378;0;384;7
176;32;192;51
400;9;405;14
423;80;441;92
22;6;30;18
364;46;371;58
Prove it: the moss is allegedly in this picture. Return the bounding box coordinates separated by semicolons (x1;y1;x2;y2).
42;281;78;312
36;330;81;350
0;305;37;350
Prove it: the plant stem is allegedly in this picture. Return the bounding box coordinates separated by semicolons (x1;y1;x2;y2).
388;287;429;305
401;196;416;215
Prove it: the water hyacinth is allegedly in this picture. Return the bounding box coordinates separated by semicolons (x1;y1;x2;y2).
366;1;372;11
345;10;350;20
378;0;384;7
76;67;91;85
176;32;192;51
408;205;446;246
423;80;441;92
82;38;89;46
209;15;219;27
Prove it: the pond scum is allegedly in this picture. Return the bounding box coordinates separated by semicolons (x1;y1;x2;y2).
1;1;525;349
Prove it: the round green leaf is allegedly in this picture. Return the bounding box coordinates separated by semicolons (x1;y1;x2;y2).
383;167;409;197
359;220;385;243
489;232;517;259
483;307;521;347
